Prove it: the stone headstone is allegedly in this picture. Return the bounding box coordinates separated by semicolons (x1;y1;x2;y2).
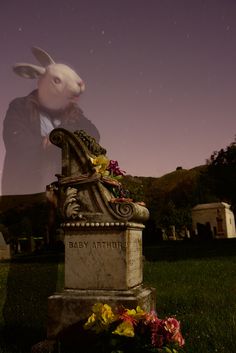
0;232;10;260
65;227;143;290
38;128;156;347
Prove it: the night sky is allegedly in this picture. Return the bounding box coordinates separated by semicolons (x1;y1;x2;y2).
1;0;236;194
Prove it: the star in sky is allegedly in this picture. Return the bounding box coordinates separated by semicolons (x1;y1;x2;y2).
1;0;236;184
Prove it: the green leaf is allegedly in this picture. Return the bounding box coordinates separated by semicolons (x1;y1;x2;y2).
163;347;173;353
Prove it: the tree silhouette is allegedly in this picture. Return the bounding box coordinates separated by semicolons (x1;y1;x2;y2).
207;137;236;212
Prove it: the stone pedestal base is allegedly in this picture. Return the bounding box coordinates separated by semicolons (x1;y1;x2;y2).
47;285;156;339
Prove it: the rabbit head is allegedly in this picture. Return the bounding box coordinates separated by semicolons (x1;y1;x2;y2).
13;47;85;110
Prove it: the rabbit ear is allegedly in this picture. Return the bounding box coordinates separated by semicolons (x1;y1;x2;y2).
31;47;55;67
13;63;46;79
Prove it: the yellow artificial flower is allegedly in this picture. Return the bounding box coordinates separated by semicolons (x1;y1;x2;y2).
126;308;136;316
121;306;146;322
90;155;109;175
101;304;116;325
113;321;135;337
134;306;146;319
83;313;96;330
124;306;145;318
92;302;104;313
84;303;117;333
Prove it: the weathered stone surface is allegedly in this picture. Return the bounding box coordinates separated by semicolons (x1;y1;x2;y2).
0;232;10;260
65;225;143;290
47;286;156;339
192;202;236;238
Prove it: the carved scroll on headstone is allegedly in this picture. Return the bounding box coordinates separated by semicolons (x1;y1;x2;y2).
49;128;149;225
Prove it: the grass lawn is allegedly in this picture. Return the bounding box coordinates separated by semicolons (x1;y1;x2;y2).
0;240;235;352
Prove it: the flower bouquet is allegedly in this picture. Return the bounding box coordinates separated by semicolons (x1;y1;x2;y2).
90;156;131;200
83;303;185;353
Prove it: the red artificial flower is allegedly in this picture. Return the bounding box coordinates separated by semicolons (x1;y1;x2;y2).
107;160;126;176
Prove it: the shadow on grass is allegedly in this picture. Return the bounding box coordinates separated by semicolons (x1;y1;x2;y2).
143;238;236;262
1;251;64;352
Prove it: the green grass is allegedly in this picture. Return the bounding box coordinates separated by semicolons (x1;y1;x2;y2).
144;240;236;353
144;259;236;353
0;253;64;353
0;242;235;353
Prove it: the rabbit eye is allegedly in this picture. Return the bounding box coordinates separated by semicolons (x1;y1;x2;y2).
78;81;85;91
53;77;61;84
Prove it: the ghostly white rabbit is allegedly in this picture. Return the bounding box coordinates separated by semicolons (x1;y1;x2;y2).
14;47;86;110
2;47;99;195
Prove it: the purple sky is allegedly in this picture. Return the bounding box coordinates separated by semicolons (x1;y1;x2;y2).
1;0;236;194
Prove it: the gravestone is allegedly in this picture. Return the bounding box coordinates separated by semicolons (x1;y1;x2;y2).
36;128;156;350
0;232;10;260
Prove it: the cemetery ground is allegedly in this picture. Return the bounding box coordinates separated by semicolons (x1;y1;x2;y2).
0;240;235;353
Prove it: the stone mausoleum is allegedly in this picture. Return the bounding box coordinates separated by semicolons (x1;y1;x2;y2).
192;202;236;239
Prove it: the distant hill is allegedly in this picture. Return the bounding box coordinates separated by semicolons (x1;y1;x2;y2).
123;165;208;204
143;165;206;193
0;192;47;213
